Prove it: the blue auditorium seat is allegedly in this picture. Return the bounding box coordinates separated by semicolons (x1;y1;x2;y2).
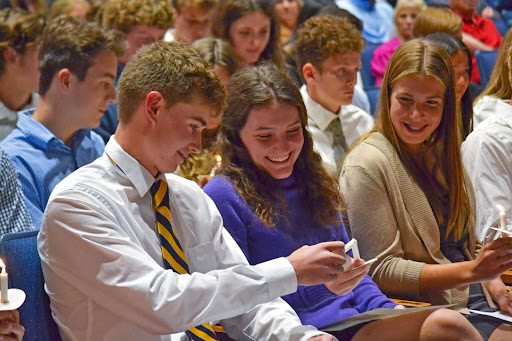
475;50;498;89
0;230;62;341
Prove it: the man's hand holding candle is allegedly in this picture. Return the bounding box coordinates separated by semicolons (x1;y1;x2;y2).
0;310;24;341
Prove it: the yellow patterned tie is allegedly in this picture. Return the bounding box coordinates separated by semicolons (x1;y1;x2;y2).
151;180;219;341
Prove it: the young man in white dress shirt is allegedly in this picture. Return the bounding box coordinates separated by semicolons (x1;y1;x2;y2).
296;16;374;178
38;41;346;341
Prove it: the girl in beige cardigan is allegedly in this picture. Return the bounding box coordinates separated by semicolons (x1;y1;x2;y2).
341;39;512;340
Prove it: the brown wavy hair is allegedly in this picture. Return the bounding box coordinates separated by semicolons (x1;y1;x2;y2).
374;39;471;241
218;62;342;227
0;8;46;77
38;15;125;96
191;37;241;76
211;0;284;69
173;0;218;13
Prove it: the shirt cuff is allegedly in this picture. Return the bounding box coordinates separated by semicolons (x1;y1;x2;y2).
296;326;339;341
254;257;297;298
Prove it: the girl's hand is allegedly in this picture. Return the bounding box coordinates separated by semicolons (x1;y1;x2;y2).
326;258;370;296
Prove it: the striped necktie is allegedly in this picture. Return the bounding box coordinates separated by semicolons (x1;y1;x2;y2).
151;180;219;341
326;117;349;176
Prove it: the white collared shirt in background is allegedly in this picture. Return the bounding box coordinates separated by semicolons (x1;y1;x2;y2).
301;85;374;178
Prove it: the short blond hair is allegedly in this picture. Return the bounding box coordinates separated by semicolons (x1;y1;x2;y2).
413;7;462;38
100;0;175;34
117;42;225;123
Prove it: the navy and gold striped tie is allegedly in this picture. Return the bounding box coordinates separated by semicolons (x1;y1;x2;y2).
151;180;219;341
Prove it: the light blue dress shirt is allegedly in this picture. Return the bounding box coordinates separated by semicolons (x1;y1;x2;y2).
0;109;104;229
336;0;394;44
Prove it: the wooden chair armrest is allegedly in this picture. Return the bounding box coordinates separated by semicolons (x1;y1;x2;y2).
390;298;431;307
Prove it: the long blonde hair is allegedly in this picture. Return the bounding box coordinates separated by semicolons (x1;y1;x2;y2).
475;28;512;103
375;39;471;241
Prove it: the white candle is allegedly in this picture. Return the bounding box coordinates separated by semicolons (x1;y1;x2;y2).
209;155;222;177
0;260;8;303
497;204;507;232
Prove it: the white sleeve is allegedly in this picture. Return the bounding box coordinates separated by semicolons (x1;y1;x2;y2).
38;187;304;336
462;130;512;243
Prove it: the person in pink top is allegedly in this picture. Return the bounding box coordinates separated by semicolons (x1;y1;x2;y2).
371;0;425;86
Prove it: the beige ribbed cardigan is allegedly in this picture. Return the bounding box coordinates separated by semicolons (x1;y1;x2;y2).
340;132;495;313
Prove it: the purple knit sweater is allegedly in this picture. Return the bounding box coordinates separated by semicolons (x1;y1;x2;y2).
204;175;396;329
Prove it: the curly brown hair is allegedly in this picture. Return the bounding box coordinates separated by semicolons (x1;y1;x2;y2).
100;0;175;34
0;8;46;77
295;15;363;73
117;41;225;123
38;15;125;96
211;0;284;69
218;62;342;227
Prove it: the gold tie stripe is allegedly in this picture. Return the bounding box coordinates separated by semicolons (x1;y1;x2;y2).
151;180;218;341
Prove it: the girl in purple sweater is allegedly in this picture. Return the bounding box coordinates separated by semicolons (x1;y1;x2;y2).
204;63;482;340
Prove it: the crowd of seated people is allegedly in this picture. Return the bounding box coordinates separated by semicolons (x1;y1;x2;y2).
1;0;512;340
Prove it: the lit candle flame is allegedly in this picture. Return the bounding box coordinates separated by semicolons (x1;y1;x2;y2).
0;258;5;269
215;155;221;163
497;204;505;211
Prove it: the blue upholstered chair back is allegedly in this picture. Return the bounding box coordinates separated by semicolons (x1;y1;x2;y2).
360;43;381;89
475;50;498;90
0;230;62;341
365;87;381;117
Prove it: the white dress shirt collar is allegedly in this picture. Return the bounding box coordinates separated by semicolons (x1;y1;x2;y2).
300;85;341;131
490;99;512;128
104;137;162;198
